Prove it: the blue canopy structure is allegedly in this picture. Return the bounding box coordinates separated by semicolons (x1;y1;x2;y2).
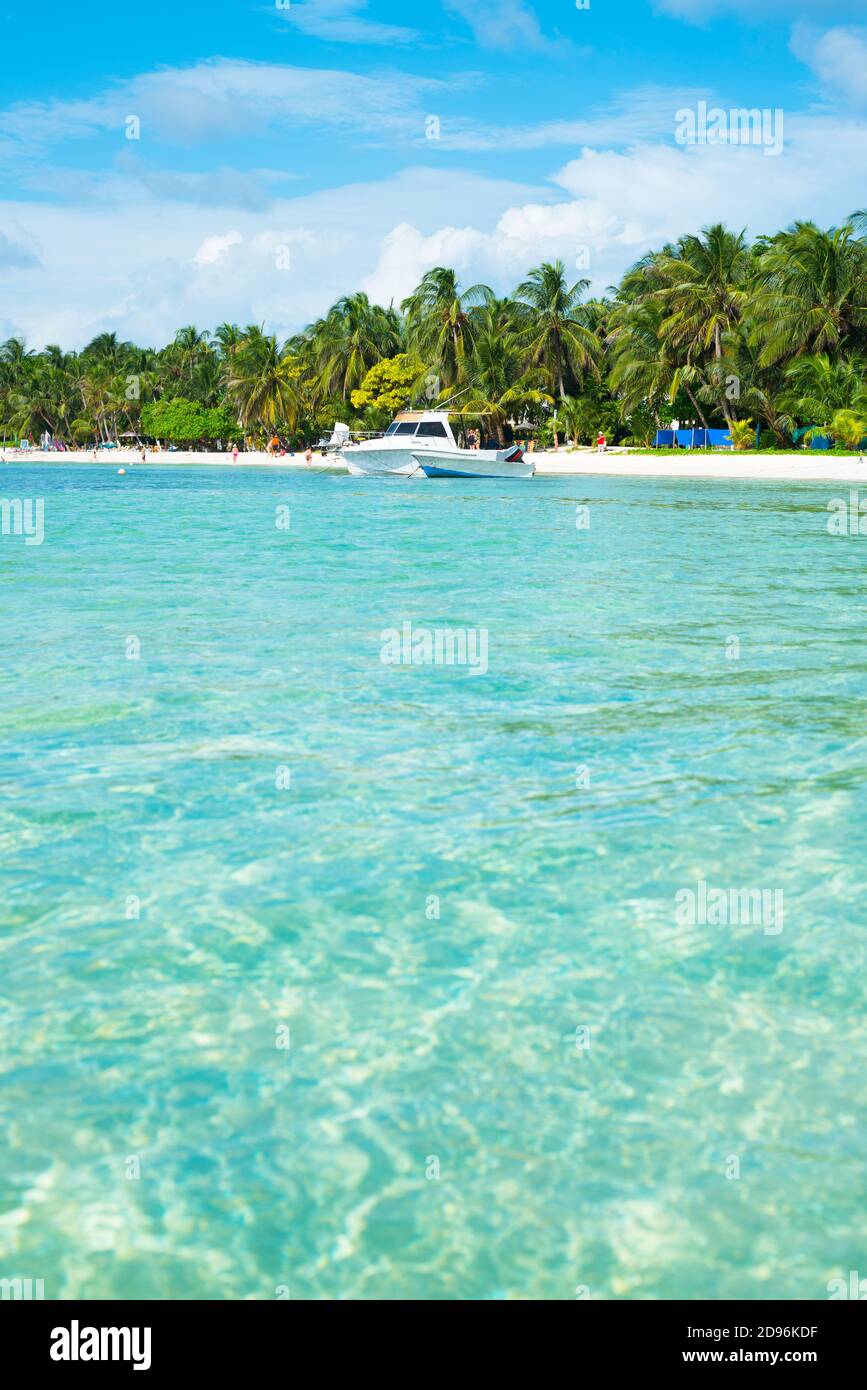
653;428;732;449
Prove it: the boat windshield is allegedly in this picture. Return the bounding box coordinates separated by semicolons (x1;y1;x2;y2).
384;420;449;437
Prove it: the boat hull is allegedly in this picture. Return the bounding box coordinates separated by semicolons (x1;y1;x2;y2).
343;448;420;476
415;449;535;480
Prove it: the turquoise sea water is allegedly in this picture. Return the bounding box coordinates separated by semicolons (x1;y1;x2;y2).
1;463;866;1300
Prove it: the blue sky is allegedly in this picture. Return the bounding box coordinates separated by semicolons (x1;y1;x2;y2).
1;0;865;347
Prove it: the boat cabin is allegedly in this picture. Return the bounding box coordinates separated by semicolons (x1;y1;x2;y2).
384;411;457;445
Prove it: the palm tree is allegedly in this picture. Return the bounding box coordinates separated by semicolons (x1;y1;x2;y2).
82;332;136;370
188;354;223;407
457;328;551;446
782;352;867;425
514;260;599;399
0;336;32;366
79;363;115;442
827;408;867;449
650;225;751;427
307;293;401;401
401;268;491;387
474;295;523;338
0;338;34;439
748;221;867;366
213;323;244;359
608;254;709;426
171;326;213;389
30;361;79;437
609;292;699;423
225;329;300;431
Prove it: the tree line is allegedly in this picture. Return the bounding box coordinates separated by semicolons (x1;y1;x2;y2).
2;216;867;451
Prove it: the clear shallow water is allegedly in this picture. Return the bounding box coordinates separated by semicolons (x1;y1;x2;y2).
1;463;866;1300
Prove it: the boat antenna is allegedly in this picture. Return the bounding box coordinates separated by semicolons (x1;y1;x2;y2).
435;382;476;411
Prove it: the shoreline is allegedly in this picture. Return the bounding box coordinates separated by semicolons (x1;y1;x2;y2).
533;451;867;482
3;447;866;482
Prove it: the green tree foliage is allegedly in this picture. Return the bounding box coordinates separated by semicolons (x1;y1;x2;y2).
3;216;867;453
350;354;424;413
828;409;867;449
140;398;236;443
513;259;600;399
401;268;491;388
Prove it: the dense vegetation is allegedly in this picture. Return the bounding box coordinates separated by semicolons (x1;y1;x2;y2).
3;217;867;450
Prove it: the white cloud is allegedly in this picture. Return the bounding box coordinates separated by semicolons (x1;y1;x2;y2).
0;228;40;268
193;231;244;267
277;0;419;45
549;115;867;250
0;59;440;165
443;0;578;54
360;199;629;306
0;167;543;348
441;86;715;152
363;114;867;308
791;25;867;108
361;223;488;306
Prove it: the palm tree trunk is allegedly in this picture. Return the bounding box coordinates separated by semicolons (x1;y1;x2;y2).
714;325;735;426
683;383;708;429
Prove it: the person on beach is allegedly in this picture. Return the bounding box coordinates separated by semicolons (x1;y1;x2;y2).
305;446;313;466
596;431;606;453
231;442;239;464
141;447;146;463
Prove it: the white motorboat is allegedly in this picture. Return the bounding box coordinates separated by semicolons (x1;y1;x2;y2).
415;444;535;479
316;420;352;453
340;411;460;476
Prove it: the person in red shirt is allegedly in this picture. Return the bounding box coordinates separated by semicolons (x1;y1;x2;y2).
596;431;606;453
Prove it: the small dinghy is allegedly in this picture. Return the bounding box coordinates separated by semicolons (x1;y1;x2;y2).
414;445;535;479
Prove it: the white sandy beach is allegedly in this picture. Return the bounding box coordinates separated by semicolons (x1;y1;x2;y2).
533;450;867;482
4;446;867;482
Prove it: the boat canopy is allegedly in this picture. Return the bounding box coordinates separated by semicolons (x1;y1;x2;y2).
385;410;454;440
